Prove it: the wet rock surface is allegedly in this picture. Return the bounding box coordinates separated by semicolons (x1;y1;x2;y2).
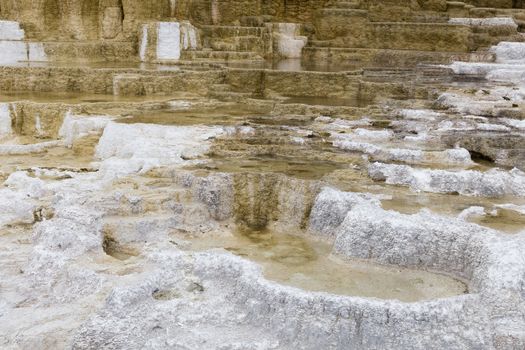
0;1;525;350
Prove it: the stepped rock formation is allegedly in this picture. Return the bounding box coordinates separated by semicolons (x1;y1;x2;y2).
0;1;524;349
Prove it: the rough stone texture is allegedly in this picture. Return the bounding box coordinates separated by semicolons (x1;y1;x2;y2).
368;162;525;197
308;187;382;238
332;204;525;346
0;1;525;349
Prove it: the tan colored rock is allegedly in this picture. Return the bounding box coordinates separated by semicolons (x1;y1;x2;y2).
101;6;123;39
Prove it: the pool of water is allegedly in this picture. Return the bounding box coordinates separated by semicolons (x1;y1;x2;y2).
317;166;525;234
194;154;347;180
0;91;193;104
117;104;268;126
5;61;217;71
188;227;468;302
222;58;366;72
0;134;99;179
283;96;372;107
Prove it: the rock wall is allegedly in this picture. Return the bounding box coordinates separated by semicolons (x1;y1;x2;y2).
175;0;330;25
0;0;166;40
0;0;523;64
463;0;523;8
262;0;330;23
0;0;333;41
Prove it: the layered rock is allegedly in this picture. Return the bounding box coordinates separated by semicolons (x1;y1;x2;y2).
0;1;524;349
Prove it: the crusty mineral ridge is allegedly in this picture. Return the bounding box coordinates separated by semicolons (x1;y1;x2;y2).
0;1;524;350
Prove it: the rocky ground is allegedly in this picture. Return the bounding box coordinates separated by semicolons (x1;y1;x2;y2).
0;1;525;349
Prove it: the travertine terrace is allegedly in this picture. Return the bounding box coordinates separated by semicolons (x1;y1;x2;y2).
0;1;524;349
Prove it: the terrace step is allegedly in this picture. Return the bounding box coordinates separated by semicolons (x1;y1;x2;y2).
207;35;267;52
207;91;254;101
317;8;369;17
325;1;362;9
199;25;271;58
42;41;136;62
415;65;455;83
362;68;417;82
199;25;270;38
181;50;263;61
